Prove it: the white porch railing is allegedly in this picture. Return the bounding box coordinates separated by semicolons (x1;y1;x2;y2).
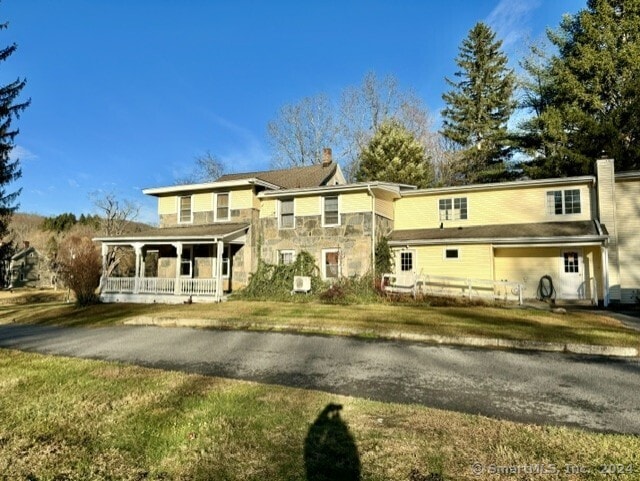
139;277;175;294
382;272;524;305
102;277;217;297
180;278;217;296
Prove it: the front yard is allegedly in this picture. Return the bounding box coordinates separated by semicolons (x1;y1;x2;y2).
1;349;638;481
1;289;639;350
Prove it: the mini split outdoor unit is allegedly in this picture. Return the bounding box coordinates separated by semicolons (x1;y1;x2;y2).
293;276;311;293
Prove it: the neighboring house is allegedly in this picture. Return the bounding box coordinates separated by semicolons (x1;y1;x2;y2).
95;156;640;306
9;242;54;288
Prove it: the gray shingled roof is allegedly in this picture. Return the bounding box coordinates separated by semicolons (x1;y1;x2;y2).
216;162;337;189
389;221;603;243
95;223;249;241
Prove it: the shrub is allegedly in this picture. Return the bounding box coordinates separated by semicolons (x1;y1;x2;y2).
57;235;102;306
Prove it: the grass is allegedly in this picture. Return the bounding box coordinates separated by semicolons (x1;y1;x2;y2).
2;289;639;349
0;349;638;481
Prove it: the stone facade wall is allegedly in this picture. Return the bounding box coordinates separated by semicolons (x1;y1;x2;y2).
258;212;374;277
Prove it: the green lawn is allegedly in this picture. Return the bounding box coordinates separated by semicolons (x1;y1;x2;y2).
0;349;638;481
1;289;639;349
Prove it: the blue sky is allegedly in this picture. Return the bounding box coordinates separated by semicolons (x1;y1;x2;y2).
3;0;585;224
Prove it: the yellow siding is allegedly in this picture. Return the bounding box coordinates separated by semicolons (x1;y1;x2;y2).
260;199;277;218
394;183;593;230
231;188;254;210
615;178;640;302
193;193;212;212
375;196;394;220
158;196;176;215
406;244;493;280
296;196;320;216
494;247;560;299
341;192;371;213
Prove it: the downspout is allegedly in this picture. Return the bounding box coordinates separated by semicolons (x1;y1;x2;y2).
367;184;376;283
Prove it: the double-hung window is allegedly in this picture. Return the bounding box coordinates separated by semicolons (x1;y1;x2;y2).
280;199;294;229
216;193;229;221
323;196;339;226
547;189;581;215
179;196;192;223
439;197;467;221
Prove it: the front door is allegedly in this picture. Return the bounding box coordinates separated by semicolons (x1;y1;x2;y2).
559;249;584;299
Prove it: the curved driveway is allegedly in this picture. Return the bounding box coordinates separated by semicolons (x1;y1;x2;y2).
0;324;638;434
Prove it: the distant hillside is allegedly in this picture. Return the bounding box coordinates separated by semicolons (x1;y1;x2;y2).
5;212;151;255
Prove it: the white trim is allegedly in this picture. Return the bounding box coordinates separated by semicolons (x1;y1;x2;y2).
178;195;193;224
443;247;460;260
402;176;595;197
322;195;341;227
278;198;295;229
397;249;416;274
143;178;279;196
321;248;341;280
214;192;231;222
278;249;296;265
259;182;408;199
389;236;607;247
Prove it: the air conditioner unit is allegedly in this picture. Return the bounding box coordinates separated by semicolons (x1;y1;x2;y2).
293;275;311;293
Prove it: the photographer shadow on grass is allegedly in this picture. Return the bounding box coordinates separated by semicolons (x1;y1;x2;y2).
304;403;361;481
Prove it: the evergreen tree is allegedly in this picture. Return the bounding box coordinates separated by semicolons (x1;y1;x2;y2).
0;20;29;240
355;119;433;188
518;0;640;176
441;22;515;184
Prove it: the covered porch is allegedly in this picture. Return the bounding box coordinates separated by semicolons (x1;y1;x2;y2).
95;223;249;304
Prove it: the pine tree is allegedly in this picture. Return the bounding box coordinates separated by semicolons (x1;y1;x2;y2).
0;20;30;240
441;22;515;184
519;0;640;177
355;119;433;188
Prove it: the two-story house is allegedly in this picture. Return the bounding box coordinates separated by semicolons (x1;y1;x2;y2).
96;157;640;306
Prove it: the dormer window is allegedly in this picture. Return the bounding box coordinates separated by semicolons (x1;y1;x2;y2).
179;196;192;223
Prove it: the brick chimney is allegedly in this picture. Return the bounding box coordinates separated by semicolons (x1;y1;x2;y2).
322;148;332;167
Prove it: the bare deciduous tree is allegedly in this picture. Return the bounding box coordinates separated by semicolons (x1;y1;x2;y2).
176;151;225;185
267;93;338;169
266;72;441;184
92;192;140;277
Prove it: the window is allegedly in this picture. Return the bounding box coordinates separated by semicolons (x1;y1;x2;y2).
445;248;459;259
547;189;581;215
279;250;296;265
222;246;230;278
564;252;579;273
323;249;340;279
216;193;229;221
179;196;192;223
180;246;192;277
323;196;340;226
439;197;467;221
279;199;294;229
400;251;413;272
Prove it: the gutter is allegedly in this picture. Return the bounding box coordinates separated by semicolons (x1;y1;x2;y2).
367;184;376;280
388;235;608;247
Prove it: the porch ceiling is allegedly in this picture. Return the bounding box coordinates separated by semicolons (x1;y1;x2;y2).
94;223;249;243
389;220;606;246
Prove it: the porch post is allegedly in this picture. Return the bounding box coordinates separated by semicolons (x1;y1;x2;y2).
99;243;109;292
133;243;143;294
602;246;610;307
216;240;223;301
174;242;183;296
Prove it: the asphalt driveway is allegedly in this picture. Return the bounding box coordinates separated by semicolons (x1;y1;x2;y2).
1;324;639;434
